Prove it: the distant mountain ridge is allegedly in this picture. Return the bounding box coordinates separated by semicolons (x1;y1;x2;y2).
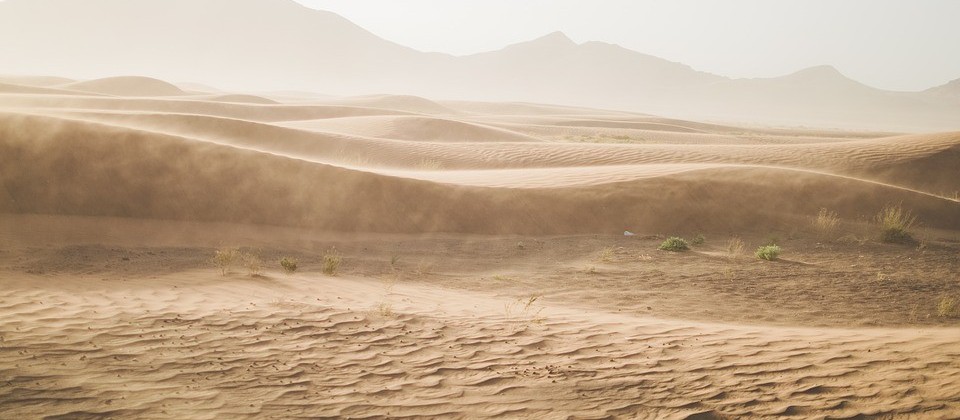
0;0;957;131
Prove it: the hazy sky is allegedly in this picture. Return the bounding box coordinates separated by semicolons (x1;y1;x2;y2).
297;0;960;91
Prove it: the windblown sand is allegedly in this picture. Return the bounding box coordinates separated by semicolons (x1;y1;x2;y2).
1;76;958;418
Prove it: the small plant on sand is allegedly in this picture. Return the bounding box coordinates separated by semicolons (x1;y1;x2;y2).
322;247;342;275
937;296;957;318
658;237;689;252
755;245;781;261
876;203;917;244
239;250;263;276
280;257;298;274
814;208;840;240
376;301;395;317
690;234;705;246
213;247;238;275
726;237;745;259
598;246;615;262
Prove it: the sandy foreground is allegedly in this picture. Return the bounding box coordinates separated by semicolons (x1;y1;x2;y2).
1;76;959;418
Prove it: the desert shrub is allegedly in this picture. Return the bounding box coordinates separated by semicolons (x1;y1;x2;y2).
726;237;745;259
690;234;705;246
598;247;615;262
280;257;298;274
213;247;238;275
876;203;917;244
322;247;342;275
658;237;689;252
239;250;263;276
937;296;957;318
814;208;840;239
755;245;781;261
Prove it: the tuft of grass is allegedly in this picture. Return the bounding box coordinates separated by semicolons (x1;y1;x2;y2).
690;234;705;246
322;247;342;275
937;296;957;318
213;247;238;276
814;208;840;240
726;237;745;259
280;257;298;274
239;250;263;276
658;237;689;252
598;247;615;262
755;245;781;261
876;203;917;244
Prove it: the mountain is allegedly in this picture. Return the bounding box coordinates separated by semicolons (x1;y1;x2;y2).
925;78;960;100
0;0;957;131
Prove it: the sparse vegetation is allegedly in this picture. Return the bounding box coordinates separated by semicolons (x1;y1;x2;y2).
322;247;342;275
213;247;238;275
239;250;263;276
755;245;781;261
726;237;745;259
389;254;402;270
280;257;298;274
598;247;615;262
937;296;957;318
376;301;395;317
814;208;840;240
691;234;705;246
876;203;917;244
658;237;689;252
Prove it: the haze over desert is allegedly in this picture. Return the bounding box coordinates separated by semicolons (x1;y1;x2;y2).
1;0;959;418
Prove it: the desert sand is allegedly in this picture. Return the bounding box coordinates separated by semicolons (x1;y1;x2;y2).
1;76;959;418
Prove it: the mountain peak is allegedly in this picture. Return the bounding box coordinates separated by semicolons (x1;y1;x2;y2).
527;31;577;47
790;65;844;78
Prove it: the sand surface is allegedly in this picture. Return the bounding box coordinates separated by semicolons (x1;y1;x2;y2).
1;78;959;418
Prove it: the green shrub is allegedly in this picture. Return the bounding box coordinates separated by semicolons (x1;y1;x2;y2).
658;237;689;252
755;245;781;261
876;203;917;244
280;257;298;274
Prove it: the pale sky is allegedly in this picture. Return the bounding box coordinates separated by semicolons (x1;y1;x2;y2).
297;0;960;91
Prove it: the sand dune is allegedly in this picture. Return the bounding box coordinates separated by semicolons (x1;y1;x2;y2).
62;76;188;97
2;81;959;418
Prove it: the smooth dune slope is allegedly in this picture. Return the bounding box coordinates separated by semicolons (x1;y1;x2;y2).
2;111;958;233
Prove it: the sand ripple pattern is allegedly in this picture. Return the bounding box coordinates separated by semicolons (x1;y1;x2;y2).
1;278;958;419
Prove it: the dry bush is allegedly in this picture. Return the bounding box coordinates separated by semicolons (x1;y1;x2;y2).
239;250;263;276
814;208;840;239
690;233;705;246
938;296;957;318
322;247;342;275
376;302;395;317
280;257;298;274
726;237;745;259
213;247;238;275
876;203;917;244
597;247;615;262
